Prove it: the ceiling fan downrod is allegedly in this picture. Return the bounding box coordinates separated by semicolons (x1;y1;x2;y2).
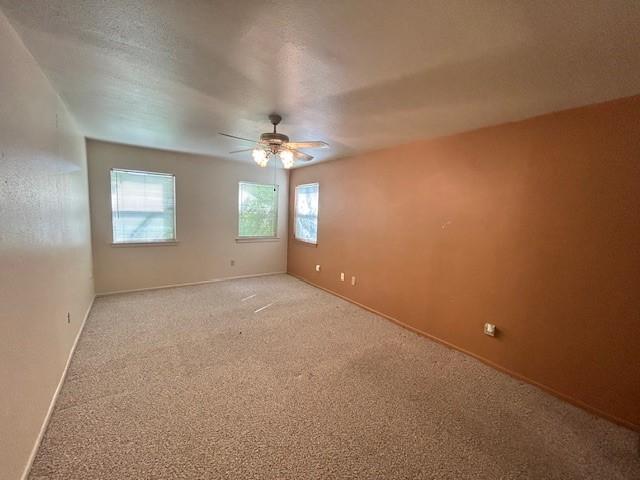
269;113;282;134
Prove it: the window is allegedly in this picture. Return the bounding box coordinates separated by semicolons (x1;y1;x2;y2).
294;183;319;244
238;182;278;238
110;169;176;244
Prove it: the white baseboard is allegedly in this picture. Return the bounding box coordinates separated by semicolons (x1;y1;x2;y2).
20;295;96;480
96;271;287;297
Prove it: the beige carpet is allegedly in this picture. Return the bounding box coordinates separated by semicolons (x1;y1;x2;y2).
30;274;639;479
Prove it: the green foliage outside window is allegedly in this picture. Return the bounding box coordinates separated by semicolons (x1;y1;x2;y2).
238;182;278;237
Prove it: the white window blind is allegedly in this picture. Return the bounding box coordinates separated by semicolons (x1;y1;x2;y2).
110;169;176;243
238;182;278;238
294;183;319;244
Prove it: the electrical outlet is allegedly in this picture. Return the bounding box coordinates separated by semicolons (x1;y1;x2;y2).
340;272;345;281
351;276;357;286
484;323;496;336
230;259;235;266
315;264;321;272
67;312;71;324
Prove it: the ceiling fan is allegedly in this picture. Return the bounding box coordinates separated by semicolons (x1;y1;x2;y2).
219;114;329;169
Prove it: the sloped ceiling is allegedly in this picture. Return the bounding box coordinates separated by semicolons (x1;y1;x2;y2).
2;0;639;164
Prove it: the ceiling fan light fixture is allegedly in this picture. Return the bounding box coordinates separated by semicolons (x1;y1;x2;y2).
279;150;295;169
222;114;328;167
252;148;269;167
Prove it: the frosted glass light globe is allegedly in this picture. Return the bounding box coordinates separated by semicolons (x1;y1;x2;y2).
252;148;269;167
280;150;295;169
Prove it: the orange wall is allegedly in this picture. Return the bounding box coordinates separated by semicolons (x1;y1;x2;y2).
287;96;640;429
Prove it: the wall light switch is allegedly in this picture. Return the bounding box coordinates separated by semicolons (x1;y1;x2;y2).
351;276;357;286
340;272;345;281
484;323;496;337
315;265;321;272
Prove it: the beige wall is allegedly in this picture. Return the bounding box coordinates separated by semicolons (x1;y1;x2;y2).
87;140;288;294
288;96;640;430
0;12;94;480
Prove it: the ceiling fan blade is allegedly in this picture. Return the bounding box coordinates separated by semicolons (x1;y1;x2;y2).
219;132;257;144
285;141;329;150
288;148;314;161
229;148;254;154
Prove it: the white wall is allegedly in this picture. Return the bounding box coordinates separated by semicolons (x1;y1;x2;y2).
0;11;94;480
87;140;288;294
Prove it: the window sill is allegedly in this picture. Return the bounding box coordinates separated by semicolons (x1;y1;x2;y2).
293;237;318;247
111;241;179;247
235;237;280;243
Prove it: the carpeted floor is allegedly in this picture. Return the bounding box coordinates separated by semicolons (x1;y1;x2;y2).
30;274;639;479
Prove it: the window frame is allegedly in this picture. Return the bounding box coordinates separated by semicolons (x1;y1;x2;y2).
294;182;320;245
236;181;279;241
110;168;177;245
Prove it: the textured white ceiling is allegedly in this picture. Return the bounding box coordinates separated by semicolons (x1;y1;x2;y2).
2;0;639;165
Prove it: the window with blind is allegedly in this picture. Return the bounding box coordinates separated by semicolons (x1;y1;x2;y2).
110;169;176;244
238;182;278;238
294;183;319;244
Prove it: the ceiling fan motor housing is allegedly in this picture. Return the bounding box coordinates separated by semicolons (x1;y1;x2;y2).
260;132;290;151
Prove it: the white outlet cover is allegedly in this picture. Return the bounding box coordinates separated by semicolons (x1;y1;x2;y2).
340;272;345;281
484;323;496;336
315;265;321;272
351;276;357;286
